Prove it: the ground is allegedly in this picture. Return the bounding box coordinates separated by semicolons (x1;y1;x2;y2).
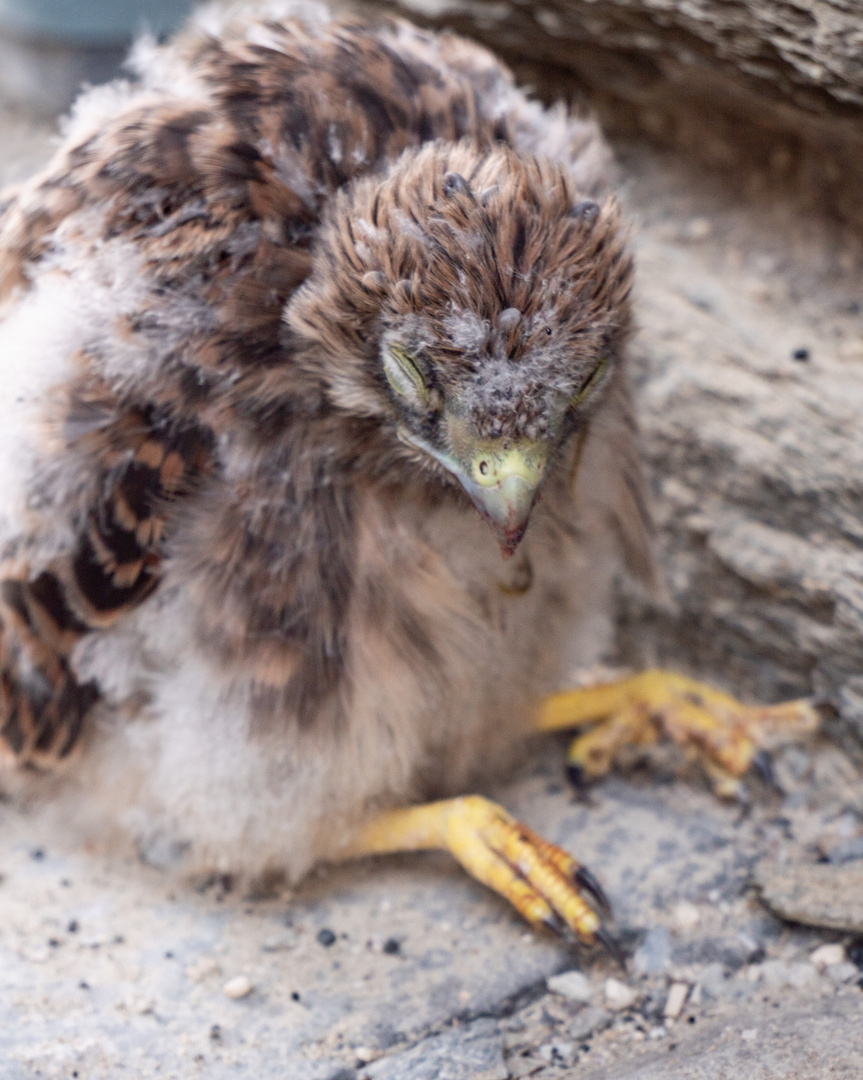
1;102;862;1079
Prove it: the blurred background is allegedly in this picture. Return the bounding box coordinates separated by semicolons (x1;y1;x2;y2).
0;0;192;112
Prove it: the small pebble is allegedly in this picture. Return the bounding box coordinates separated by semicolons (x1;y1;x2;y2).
539;1039;573;1063
810;944;845;969
222;975;253;999
567;1006;613;1041
317;928;337;948
604;978;637;1011
792;347;810;362
664;982;689;1020
826;962;860;984
672;902;701;931
547;970;593;1003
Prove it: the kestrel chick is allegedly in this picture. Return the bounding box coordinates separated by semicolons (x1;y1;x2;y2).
0;3;815;944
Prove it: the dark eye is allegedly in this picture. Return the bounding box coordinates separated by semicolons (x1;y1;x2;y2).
383;344;429;406
571;356;609;407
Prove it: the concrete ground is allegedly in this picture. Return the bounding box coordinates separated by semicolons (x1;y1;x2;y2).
1;96;862;1080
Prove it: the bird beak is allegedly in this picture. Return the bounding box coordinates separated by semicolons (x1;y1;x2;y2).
455;442;546;557
398;426;547;557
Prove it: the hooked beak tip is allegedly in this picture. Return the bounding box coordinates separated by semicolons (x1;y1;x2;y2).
496;526;527;559
464;473;539;558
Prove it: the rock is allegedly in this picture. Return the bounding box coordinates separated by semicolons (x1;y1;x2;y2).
222;975;254;999
826;962;860;985
383;0;863;233
826;837;863;864
604;978;637;1011
538;1039;574;1065
664;982;689;1020
672;902;701;931
571;996;863;1079
756;863;863;933
362;1018;506;1080
547;970;593;1003
567;1007;613;1042
809;944;845;969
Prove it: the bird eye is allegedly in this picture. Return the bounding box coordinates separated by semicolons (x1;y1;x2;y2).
571;356;609;407
383;345;429;406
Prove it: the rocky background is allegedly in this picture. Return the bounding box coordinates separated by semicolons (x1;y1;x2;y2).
1;1;862;1077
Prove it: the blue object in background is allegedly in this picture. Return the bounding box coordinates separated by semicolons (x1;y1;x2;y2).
0;0;194;113
0;0;193;45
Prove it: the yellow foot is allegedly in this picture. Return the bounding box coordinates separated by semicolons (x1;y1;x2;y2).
535;668;819;798
346;795;614;950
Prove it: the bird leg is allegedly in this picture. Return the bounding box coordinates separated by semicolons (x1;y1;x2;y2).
345;795;609;946
535;669;819;798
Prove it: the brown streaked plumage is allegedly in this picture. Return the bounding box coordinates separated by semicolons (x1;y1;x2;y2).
6;2;800;943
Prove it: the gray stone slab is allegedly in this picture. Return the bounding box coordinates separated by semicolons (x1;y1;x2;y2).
575;995;863;1080
755;862;863;933
363;1018;507;1080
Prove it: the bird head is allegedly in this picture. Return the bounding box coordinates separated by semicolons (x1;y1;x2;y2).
286;141;633;557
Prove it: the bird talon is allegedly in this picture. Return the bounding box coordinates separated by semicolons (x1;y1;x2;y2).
538;670;819;797
348;796;606;945
574;864;612;918
542;911;569;938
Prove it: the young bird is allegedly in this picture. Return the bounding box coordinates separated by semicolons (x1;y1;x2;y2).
0;3;815;945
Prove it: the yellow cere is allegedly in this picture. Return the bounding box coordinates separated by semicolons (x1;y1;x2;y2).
470;441;547;489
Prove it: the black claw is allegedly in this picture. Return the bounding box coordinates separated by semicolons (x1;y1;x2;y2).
594;926;627;970
752;749;777;788
566;762;588;796
574;865;612;918
542;912;568;938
